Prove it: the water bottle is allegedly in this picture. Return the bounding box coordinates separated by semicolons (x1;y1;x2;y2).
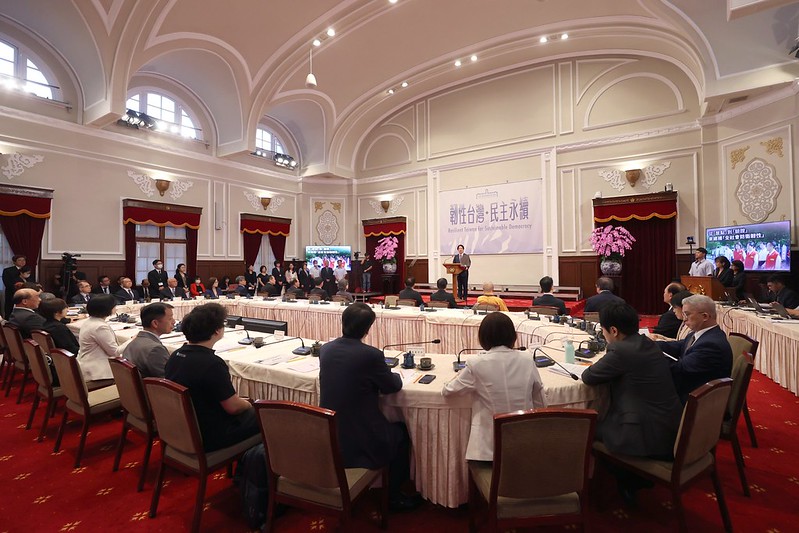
564;339;575;364
419;303;425;312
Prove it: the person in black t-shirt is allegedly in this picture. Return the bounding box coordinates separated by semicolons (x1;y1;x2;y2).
360;254;374;292
164;303;260;452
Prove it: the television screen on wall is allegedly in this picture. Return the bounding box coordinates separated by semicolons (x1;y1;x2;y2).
304;245;352;271
705;220;791;272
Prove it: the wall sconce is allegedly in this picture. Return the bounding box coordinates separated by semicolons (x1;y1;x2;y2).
380;200;390;213
260;197;272;210
625;169;641;187
154;179;170;197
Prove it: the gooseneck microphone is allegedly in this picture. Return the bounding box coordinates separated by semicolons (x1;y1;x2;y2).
381;338;441;353
254;334;312;355
532;347;578;380
238;328;253;345
454;348;481;371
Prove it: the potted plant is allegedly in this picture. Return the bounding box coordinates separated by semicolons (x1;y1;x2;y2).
590;225;635;275
374;235;399;274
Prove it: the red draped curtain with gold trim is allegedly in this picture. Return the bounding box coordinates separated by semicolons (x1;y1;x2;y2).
240;216;291;268
123;204;201;279
0;191;52;275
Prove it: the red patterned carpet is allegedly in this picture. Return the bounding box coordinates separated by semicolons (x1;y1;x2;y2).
0;369;797;532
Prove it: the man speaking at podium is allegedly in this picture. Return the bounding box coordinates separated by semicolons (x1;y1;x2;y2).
453;244;471;301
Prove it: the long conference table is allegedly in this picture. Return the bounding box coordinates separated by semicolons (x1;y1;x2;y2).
71;298;602;508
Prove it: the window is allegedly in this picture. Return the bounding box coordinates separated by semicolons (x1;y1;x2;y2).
0;38;56;100
256;127;286;154
134;224;187;283
126;90;202;140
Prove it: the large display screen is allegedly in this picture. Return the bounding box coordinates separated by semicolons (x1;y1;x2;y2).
705;220;791;272
304;245;352;271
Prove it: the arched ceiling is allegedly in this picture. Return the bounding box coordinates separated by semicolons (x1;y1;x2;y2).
1;0;798;177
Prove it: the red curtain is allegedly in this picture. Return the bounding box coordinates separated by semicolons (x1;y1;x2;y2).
0;192;51;274
364;220;407;294
240;217;291;267
124;222;136;282
242;233;262;267
123;205;201;280
268;235;286;264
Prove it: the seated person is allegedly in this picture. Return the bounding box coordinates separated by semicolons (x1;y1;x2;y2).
442;312;545;460
583;303;682;458
309;277;330;301
114;277;140;304
189;276;206;298
284;278;305;299
335;279;354;303
93;275;114;296
122;303;174;378
584;276;625;313
8;288;46;338
651;282;685;339
165;303;260;452
319;303;420;511
475;282;508;311
656;294;733;404
158;278;188;300
258;275;280;297
398;277;424;306
204;277;224;299
429;277;458;308
231;275;250;297
767;274;799;309
38;298;80;355
76;295;119;384
532;276;567;315
70;280;94;305
650;290;693;341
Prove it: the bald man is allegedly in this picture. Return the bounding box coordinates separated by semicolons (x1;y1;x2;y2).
8;288;45;338
475;282;508;312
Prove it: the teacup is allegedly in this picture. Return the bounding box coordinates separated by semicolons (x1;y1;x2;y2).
419;357;433;370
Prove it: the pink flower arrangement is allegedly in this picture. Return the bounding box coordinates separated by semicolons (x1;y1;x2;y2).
374;236;399;262
590;225;636;257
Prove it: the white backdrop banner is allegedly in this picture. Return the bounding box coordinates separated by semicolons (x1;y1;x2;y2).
439;180;543;254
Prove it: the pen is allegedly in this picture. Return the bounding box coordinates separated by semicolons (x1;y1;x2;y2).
574;357;593;364
413;374;423;383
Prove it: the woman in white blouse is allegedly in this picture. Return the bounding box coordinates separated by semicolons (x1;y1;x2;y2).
284;262;298;286
76;294;119;383
442;312;546;461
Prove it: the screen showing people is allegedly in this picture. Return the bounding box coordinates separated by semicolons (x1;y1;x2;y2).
705;220;790;272
305;245;352;271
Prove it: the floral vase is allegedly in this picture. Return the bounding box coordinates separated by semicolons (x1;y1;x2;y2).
382;261;397;274
600;254;622;275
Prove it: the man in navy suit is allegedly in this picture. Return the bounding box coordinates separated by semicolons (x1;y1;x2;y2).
114;277;141;303
533;276;567;315
651;282;685;339
584;276;625;313
656;294;732;403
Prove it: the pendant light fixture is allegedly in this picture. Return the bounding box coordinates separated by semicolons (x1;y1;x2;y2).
305;47;318;88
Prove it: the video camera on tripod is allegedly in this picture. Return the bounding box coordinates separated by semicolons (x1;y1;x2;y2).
61;252;82;297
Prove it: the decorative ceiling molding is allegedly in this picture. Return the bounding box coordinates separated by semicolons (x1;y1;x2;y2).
127;169;193;200
2;153;45;180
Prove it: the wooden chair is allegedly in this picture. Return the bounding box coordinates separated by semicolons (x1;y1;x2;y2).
426;300;450;308
529;305;560;316
109;358;157;492
473;303;499;312
255;400;388;531
0;324;11;388
23;339;64;442
583;312;600;323
50;349;121;467
397;299;417;307
727;332;760;447
144;378;261;533
30;329;57;354
384;295;399;307
721;352;755;496
332;295;349;304
308;294;322;303
3;323;31;404
468;408;597;532
593;378;733;532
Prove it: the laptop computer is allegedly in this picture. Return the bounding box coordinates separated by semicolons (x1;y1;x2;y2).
769;302;797;320
746;297;774;314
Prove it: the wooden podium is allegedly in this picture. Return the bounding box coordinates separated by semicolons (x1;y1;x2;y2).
680;276;727;300
443;262;466;298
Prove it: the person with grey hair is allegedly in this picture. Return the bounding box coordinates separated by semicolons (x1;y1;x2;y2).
233;275;249;296
335;278;354;303
656;294;732;404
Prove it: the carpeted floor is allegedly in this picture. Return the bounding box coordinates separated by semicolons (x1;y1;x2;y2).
1;368;797;532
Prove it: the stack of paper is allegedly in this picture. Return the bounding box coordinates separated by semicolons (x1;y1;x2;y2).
547;362;589;379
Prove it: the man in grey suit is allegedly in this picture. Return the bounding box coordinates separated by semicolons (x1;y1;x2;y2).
122;302;175;378
453;244;471;301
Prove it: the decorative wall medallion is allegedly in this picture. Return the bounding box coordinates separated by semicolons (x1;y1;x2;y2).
736;158;781;223
730;146;749;169
266;195;284;213
317;210;339;245
243;190;260;210
641;161;671;190
314;201;324;212
244;190;285;213
127;169;156;197
168;179;193;200
760;137;784;158
2;153;44;180
369;195;405;215
331;202;342;213
598;169;625;191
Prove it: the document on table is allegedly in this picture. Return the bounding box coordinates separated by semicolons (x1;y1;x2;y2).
254;353;296;366
109;322;132;331
286;358;320;373
547;362;589;379
394;367;420;385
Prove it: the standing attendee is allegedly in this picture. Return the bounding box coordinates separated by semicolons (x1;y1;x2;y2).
319;303;421;511
533;276;567;315
584;277;625;313
147;259;168;299
158;278;187;300
475;282;509;311
284;262;298;290
442;312;545;461
651;282;685;339
165;303;260;452
430;278;458;308
76;294;119;384
244;265;258;293
297;261;313;294
731;260;747;301
453;244;471;301
360;254;374;293
93;275;113;296
256;266;269;293
122;302;175;378
205;277;223;299
333;259;347;283
174;263;190;290
8;288;45;338
714;256;733;287
114;277;140;304
189;276;206;297
398;277;424;306
271;261;285;293
321;260;336;297
70;281;94;305
688;247;715;276
2;254;27;318
309;259;321;280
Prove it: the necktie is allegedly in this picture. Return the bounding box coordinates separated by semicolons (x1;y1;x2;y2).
128;289;133;299
686;334;696;350
171;289;175;297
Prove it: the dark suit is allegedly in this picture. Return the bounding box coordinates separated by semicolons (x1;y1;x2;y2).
582;333;683;457
715;268;734;287
319;337;403;469
732;272;746;301
271;267;285;289
158;286;187;300
175;272;190;289
658;325;733;404
114;287;140;304
398;287;424;306
41;318;80;355
772;287;799;310
2;265;23;318
453;253;471;300
321;267;336;297
70;292;93;305
297;268;313;292
533;293;567;315
262;283;280;297
147;269;168;298
92;285;113;296
8;307;46;338
430;289;458;308
652;308;681;339
584;290;625;313
309;287;330;301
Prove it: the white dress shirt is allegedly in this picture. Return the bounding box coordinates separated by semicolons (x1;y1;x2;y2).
688;258;715;276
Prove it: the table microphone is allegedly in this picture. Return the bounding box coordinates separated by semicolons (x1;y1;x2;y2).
238;328;253;345
381;339;441;353
260;335;312;355
454;348;480;371
531;347;578;380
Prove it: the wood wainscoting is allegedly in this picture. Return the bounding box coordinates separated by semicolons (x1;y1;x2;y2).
406;258;429;284
558;256;598;301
